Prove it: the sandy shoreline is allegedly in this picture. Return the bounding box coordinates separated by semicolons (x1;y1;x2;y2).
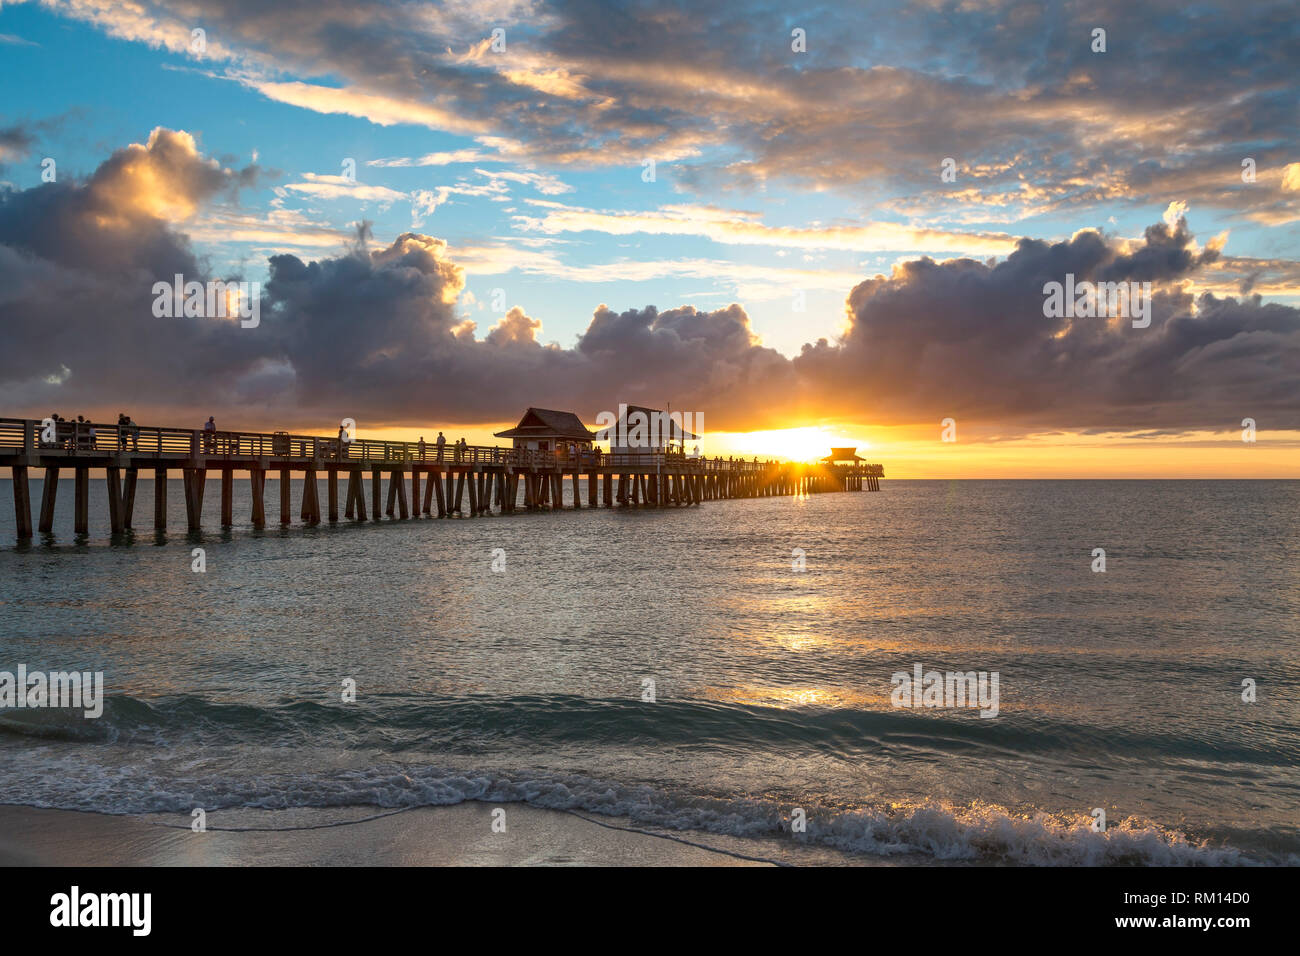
0;803;790;866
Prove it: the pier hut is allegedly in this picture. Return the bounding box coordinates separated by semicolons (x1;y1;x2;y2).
493;407;595;457
597;404;701;457
821;447;867;465
820;448;882;491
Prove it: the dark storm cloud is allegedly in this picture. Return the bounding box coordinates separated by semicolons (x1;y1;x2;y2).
0;129;272;417
795;221;1299;430
1;129;1296;433
259;238;794;426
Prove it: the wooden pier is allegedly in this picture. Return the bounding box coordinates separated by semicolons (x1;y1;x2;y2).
0;417;884;541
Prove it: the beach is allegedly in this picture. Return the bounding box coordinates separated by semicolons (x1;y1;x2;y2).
0;803;788;866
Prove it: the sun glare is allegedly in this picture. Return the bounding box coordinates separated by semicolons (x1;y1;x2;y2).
718;426;864;462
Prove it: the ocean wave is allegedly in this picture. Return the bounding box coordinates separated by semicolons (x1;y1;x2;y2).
1;692;1291;765
2;693;1292;865
0;752;1284;865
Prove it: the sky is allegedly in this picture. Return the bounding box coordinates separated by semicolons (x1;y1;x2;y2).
0;0;1297;476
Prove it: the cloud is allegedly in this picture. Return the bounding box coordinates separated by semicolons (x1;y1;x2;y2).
1;129;1296;435
0;128;270;411
514;200;1021;256
282;173;407;203
794;219;1293;431
367;150;499;168
40;0;1299;223
0;126;35;167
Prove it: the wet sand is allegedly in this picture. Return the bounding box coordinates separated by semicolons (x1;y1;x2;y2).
0;803;777;866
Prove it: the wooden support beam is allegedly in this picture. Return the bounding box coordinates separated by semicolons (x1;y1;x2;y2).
471;472;481;515
38;466;59;534
250;468;266;527
349;469;368;521
280;467;291;525
301;471;311;519
411;469;420;517
371;469;381;522
453;471;465;514
393;470;408;519
12;465;32;540
432;470;446;517
75;467;89;535
221;467;234;527
106;467;124;534
183;467;205;531
385;472;398;517
603;473;612;507
328;470;339;522
154;468;167;530
122;468;138;528
303;469;321;524
194;468;207;529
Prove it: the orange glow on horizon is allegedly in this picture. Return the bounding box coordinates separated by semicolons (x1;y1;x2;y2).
343;422;1298;479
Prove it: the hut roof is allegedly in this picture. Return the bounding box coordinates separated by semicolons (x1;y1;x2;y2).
494;407;596;441
822;447;865;462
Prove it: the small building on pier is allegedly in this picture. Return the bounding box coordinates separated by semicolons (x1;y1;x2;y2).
822;447;867;465
493;407;596;455
596;404;701;455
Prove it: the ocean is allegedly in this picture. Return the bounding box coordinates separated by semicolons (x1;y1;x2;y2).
0;478;1297;865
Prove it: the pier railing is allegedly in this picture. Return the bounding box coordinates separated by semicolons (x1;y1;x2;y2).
0;417;859;473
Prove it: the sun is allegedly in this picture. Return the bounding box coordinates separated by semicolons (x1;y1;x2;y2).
726;426;866;462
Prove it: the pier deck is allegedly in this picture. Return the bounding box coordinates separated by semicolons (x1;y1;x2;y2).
0;417;883;540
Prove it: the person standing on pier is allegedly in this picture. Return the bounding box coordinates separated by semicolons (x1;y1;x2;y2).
418;436;427;461
203;416;216;453
436;432;446;461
